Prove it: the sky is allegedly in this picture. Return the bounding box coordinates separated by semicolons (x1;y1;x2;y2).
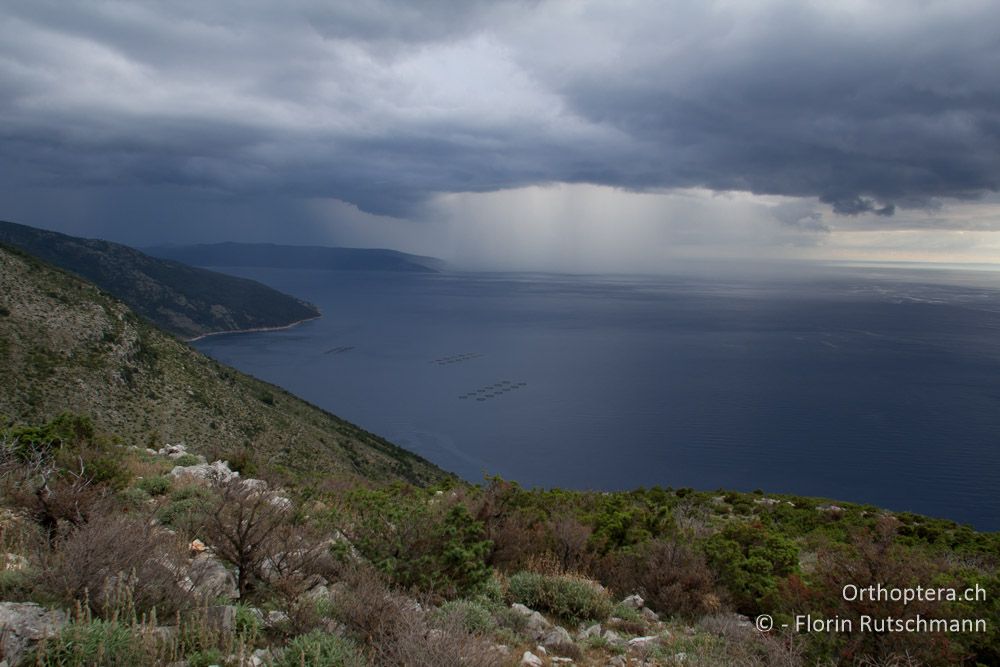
1;0;999;271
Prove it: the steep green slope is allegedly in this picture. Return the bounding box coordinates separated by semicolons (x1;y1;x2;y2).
0;244;448;486
0;220;320;340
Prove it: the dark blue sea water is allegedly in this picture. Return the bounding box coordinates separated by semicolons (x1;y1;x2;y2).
194;266;1000;530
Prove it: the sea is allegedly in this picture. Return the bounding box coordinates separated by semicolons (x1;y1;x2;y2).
194;265;1000;530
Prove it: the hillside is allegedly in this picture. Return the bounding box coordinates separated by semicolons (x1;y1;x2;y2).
0;243;447;486
145;242;444;273
0;244;997;666
0;221;320;340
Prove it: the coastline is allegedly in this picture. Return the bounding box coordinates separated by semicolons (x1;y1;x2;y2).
185;313;321;342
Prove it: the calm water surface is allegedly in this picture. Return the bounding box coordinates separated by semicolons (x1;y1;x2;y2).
195;267;1000;530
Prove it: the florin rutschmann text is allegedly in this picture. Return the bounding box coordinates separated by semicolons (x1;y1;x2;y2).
754;583;989;634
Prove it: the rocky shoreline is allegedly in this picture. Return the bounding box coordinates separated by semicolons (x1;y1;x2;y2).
185;314;322;342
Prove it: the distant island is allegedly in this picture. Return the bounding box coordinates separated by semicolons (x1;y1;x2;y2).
145;242;445;273
0;220;321;340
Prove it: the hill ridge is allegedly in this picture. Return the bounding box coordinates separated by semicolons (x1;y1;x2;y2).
144;241;445;273
0;242;449;486
0;220;321;340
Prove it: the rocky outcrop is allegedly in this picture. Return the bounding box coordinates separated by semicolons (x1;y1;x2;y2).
204;605;237;633
520;650;544;666
510;602;551;640
0;602;68;665
184;552;239;601
620;593;644;610
170;459;239;484
539;625;573;648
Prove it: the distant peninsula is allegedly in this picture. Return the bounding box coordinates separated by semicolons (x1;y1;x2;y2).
144;242;444;273
0;220;320;340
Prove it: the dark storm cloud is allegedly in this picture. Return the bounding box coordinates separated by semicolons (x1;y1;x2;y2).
1;0;998;226
820;196;895;217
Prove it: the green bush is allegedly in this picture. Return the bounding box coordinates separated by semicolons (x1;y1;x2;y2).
276;630;367;667
136;475;172;496
341;489;492;599
81;453;132;490
507;572;612;624
436;599;496;635
119;486;151;509
610;602;643;623
186;648;225;667
2;413;95;453
436;595;528;643
704;521;799;615
156;484;213;529
173;453;201;467
0;568;39;603
33;619;155;666
234;603;263;639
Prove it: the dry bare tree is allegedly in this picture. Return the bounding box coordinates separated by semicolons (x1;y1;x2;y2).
200;478;292;598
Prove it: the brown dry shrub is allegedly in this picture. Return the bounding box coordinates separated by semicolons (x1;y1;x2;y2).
332;565;505;667
261;526;343;634
808;517;961;666
372;610;507;667
607;615;647;636
198;478;292;598
549;516;593;573
38;508;192;618
472;479;547;571
694;613;808;667
548;641;583;660
486;515;547;571
596;538;717;618
5;468;107;543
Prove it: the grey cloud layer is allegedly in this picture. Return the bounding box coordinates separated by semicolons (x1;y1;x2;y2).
1;0;998;219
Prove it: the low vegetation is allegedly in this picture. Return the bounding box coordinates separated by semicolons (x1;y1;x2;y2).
0;415;996;666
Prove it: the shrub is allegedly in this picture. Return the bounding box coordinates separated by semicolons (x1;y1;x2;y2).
332;565;507;665
173;453;201;467
32;618;158;666
39;511;192;617
225;447;259;477
704;522;798;615
136;475;172;497
0;568;36;602
336;488;492;599
691;613;806;667
436;599;496;635
598;538;718;617
187;648;226;667
156;484;213;533
80;453;132;490
275;630;367;667
199;478;293;597
1;443;107;542
119;486;150;509
610;601;643;623
234;602;263;639
804;518;971;666
506;571;612;623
